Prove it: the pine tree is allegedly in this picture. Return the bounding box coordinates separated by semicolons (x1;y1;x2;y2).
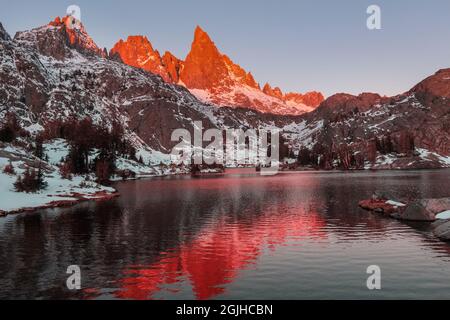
34;135;45;159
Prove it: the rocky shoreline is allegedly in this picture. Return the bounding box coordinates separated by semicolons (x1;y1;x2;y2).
359;193;450;241
0;190;119;218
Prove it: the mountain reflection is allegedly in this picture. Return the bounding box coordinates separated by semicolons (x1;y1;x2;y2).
2;170;450;299
115;204;326;300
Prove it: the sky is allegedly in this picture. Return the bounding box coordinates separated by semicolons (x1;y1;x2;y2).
0;0;449;97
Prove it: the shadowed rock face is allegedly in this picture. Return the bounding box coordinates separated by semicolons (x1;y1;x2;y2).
0;22;11;41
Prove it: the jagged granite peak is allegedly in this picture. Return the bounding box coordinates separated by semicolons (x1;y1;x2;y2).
263;83;283;99
111;26;324;115
180;26;231;90
110;35;172;82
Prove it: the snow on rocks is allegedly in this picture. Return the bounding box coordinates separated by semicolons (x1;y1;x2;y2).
359;191;407;215
436;210;450;220
386;200;407;208
392;198;450;222
359;193;450;222
359;199;400;215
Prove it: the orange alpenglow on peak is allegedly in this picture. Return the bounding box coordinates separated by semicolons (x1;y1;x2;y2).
263;83;283;100
194;25;212;44
111;26;325;115
162;51;183;84
110;35;176;83
48;16;105;57
180;26;231;90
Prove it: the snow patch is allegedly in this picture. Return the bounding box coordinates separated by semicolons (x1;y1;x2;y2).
436;211;450;220
386;200;406;208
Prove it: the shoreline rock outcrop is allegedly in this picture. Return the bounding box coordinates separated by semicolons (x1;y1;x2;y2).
360;193;450;242
391;198;450;222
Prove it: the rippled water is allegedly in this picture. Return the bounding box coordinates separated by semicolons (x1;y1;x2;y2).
1;169;450;300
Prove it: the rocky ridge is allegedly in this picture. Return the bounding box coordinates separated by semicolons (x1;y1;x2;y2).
0;17;449;171
111;26;324;115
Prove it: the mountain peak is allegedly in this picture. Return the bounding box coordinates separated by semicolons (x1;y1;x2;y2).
194;25;209;41
126;35;153;50
263;83;283;99
412;68;450;100
180;26;228;89
191;25;219;54
110;25;324;115
14;15;105;59
111;35;172;82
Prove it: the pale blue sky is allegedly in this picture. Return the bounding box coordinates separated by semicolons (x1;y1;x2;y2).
1;0;449;97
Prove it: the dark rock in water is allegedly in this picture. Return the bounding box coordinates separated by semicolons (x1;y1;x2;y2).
433;220;450;241
392;198;450;222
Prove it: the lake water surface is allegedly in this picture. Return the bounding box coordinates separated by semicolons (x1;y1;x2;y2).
1;169;450;300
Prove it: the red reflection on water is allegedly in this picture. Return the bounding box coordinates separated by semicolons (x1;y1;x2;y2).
114;206;327;300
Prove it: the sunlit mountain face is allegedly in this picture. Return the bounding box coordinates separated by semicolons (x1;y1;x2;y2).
110;26;324;116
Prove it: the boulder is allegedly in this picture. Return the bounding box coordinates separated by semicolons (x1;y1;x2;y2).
392;198;450;222
431;219;448;229
433;220;450;241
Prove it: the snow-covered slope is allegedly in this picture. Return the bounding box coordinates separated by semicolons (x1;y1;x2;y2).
0;143;115;214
